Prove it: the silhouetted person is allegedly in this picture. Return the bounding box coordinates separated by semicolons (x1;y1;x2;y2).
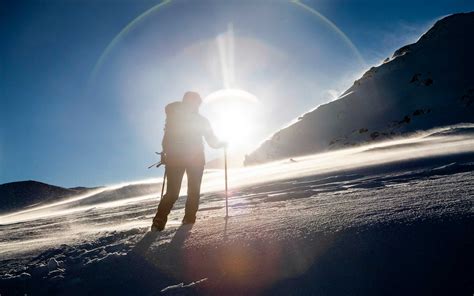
151;91;226;231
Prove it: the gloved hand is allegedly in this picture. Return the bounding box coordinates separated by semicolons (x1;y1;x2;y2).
160;152;167;165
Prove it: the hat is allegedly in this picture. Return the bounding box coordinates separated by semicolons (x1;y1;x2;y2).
182;91;202;105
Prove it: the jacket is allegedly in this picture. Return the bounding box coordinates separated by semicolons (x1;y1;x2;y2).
162;102;221;167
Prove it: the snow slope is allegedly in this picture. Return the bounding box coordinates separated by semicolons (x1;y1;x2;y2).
245;12;474;165
0;125;473;295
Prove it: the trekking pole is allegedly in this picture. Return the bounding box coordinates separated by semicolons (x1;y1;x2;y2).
160;167;167;200
148;152;165;169
224;147;229;219
147;161;162;169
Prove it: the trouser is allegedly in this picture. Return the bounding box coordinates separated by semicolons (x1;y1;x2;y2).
153;165;204;225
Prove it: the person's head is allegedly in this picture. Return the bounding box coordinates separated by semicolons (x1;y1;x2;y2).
182;91;202;112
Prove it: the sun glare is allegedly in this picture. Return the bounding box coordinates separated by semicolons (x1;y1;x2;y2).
204;88;261;149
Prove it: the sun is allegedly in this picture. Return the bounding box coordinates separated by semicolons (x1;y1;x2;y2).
203;89;262;150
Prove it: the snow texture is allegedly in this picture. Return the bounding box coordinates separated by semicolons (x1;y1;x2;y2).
0;125;473;295
245;12;474;165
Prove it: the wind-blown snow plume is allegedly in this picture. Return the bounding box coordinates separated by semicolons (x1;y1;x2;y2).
1;124;473;228
245;12;474;165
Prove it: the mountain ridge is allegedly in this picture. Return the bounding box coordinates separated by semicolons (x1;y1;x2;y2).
244;12;474;165
0;180;94;213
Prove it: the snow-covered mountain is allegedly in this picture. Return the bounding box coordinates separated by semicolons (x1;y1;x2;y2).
245;12;474;165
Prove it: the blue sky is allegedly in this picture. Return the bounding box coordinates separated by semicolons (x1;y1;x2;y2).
1;0;473;188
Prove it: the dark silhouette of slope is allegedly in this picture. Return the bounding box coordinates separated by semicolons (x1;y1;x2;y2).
0;180;91;213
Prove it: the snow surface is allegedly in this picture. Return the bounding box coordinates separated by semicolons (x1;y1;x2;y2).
0;125;473;295
245;12;474;165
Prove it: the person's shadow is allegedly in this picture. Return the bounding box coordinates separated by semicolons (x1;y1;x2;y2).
119;225;194;292
132;224;194;256
169;223;194;249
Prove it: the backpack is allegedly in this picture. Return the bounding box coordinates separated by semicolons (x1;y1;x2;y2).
162;101;186;153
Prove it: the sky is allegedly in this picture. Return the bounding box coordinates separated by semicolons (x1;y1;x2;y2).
1;0;473;188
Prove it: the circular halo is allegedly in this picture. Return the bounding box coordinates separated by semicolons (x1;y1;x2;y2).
89;0;365;82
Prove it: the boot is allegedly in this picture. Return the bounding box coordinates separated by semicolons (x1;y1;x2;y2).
182;215;196;225
151;217;166;232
